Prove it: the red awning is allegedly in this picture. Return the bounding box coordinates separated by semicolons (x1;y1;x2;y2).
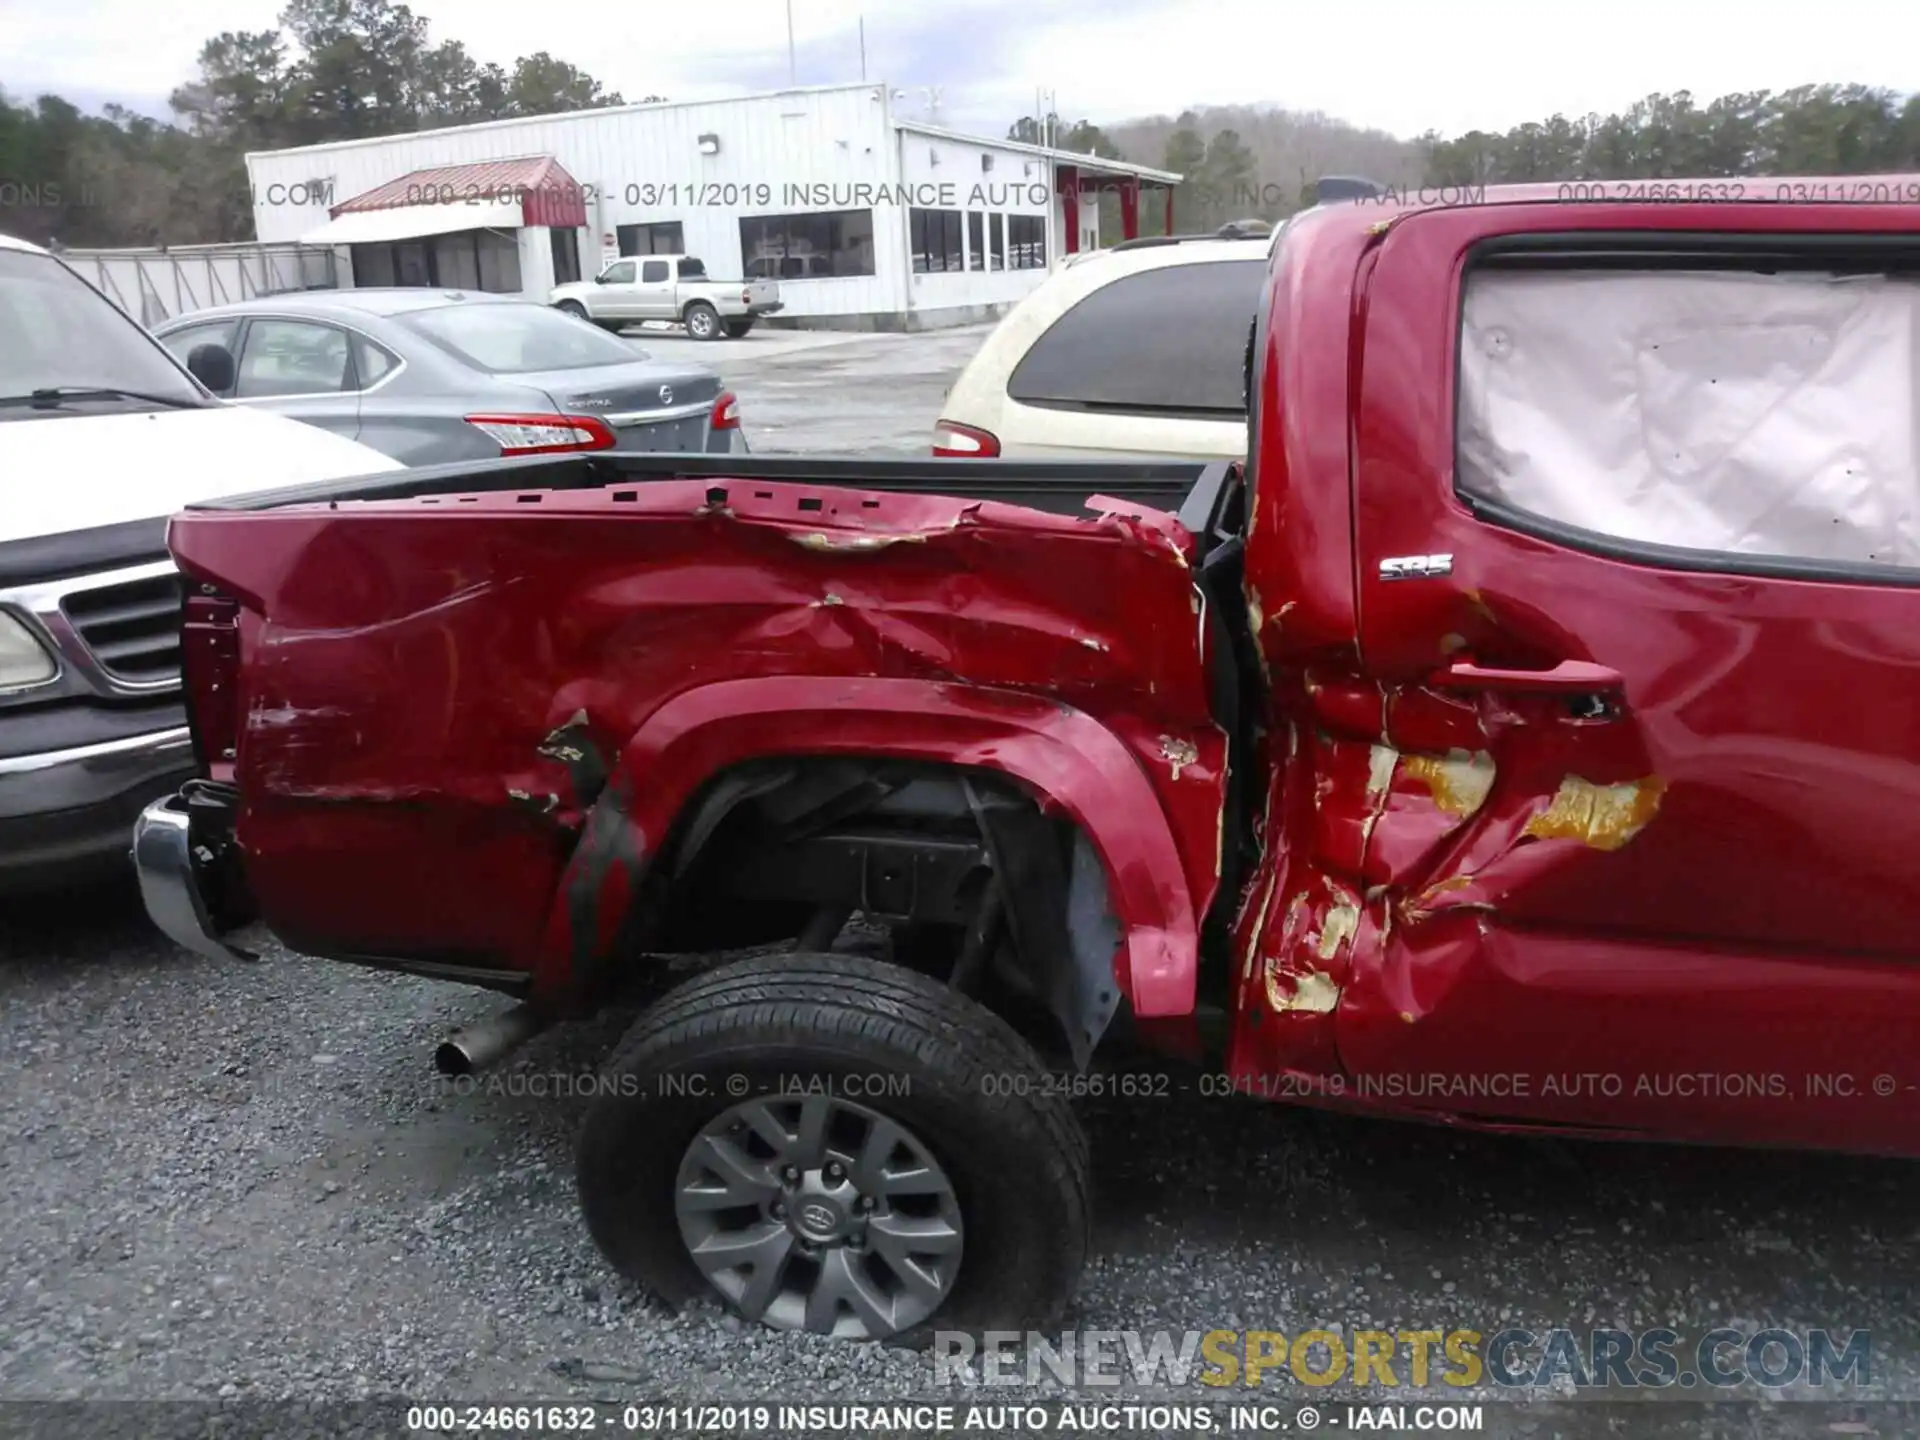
328;155;589;229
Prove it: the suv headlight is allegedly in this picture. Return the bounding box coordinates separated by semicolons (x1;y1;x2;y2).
0;612;57;691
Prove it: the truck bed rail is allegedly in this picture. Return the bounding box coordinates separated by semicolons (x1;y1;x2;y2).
186;452;1226;520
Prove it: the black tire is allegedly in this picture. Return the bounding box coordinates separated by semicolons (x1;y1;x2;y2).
722;318;754;338
576;952;1090;1344
556;300;589;321
683;301;722;340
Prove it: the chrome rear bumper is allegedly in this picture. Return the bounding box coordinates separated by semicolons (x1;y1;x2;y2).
132;793;254;961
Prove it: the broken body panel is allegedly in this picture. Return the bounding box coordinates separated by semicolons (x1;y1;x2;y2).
1229;195;1920;1158
165;478;1226;1042
157;191;1920;1160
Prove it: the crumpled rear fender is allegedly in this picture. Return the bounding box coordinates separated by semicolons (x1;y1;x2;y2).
528;674;1203;1020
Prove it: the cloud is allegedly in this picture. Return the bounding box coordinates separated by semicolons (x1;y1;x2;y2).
0;0;268;112
4;0;1916;140
682;0;1173;131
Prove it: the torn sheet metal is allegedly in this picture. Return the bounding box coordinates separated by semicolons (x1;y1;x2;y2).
1229;659;1669;1094
1521;774;1665;851
1400;749;1495;818
1259;874;1363;1018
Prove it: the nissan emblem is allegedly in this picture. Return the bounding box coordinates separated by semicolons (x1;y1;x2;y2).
658;384;673;405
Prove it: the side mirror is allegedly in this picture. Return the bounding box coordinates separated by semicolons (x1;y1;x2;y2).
594;272;608;284
186;342;235;393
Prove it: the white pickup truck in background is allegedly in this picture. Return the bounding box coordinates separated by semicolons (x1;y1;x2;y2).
550;255;784;340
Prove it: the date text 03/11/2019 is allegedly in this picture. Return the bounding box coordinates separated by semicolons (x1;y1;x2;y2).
404;1402;1486;1433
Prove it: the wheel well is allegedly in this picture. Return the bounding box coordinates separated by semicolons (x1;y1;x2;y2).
627;757;1126;1066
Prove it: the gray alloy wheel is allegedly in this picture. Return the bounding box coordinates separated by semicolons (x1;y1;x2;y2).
684;302;721;340
672;1093;964;1338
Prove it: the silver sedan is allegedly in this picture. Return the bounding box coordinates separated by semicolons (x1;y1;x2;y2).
150;289;747;465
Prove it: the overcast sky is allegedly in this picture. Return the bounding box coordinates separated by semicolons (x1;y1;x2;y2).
3;0;1915;140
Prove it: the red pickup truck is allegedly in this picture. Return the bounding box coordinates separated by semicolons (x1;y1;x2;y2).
134;181;1920;1346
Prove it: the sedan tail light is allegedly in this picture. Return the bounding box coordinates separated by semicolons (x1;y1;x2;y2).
464;414;617;456
932;419;1000;457
709;391;741;431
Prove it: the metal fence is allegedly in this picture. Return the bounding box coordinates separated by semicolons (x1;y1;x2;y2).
53;242;341;326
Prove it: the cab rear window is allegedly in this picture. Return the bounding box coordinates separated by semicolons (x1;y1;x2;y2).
1457;261;1920;572
1007;259;1266;417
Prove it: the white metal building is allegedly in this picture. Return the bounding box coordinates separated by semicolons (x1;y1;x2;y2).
244;82;1182;330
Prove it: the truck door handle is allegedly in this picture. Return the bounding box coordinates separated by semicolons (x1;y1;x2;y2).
1430;659;1624;693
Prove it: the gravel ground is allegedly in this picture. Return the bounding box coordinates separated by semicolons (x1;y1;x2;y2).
5;877;1919;1438
4;332;1919;1438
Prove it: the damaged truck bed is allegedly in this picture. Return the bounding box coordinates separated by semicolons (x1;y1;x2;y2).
156;452;1242;1064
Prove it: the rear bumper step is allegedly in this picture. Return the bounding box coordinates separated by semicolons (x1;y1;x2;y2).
132;793;254;961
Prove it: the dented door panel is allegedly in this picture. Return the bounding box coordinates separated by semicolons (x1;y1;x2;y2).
1310;203;1920;1154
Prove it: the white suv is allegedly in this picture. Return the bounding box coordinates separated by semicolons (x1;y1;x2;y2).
0;231;397;891
933;234;1271;461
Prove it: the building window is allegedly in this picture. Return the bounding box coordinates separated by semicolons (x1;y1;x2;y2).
618;221;685;256
989;213;1006;270
1007;214;1047;270
909;209;964;273
477;233;522;293
351;244;396;287
551;228;582;285
966;212;985;272
350;230;520;293
738;209;875;279
434;233;481;291
395;242;431;287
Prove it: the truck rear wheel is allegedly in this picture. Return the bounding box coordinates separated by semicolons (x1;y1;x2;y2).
576;952;1090;1343
683;301;721;340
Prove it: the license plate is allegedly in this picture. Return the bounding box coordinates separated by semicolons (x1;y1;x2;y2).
615;418;707;452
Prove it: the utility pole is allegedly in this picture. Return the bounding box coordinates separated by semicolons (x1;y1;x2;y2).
858;16;866;81
787;0;796;84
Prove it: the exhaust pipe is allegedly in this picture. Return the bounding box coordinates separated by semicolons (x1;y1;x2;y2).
435;1003;544;1076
